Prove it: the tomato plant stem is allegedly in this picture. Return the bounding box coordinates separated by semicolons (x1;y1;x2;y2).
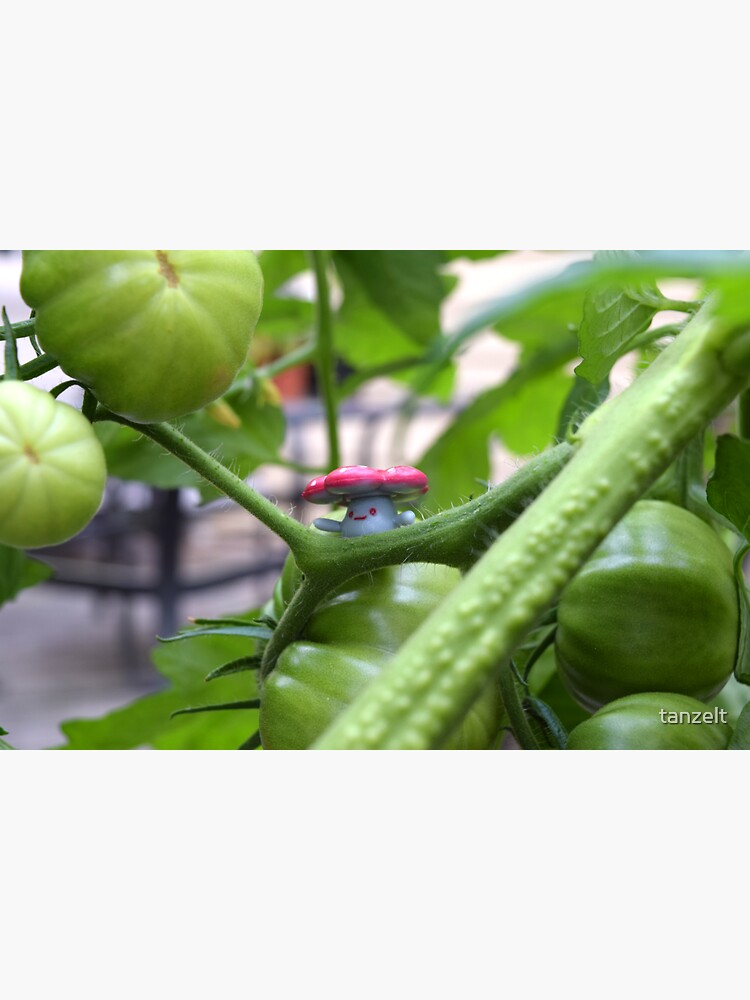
95;411;312;553
308;250;340;469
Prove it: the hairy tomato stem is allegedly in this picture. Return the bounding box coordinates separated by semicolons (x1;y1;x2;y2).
94;410;312;553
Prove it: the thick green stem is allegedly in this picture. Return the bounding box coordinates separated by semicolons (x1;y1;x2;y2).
0;318;35;340
260;575;333;679
308;250;340;468
314;302;750;749
2;308;18;379
0;352;58;383
94;410;311;553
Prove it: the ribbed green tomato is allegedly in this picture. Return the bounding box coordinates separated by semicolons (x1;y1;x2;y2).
20;250;263;423
555;500;739;711
260;560;504;749
566;693;732;749
0;381;106;548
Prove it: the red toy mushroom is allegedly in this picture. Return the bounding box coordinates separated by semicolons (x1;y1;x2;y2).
302;465;428;537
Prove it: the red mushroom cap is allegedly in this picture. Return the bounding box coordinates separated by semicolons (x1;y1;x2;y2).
302;465;428;504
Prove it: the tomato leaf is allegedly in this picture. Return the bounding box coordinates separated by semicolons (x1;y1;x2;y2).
443;251;509;262
418;339;576;509
707;435;750;540
0;545;52;609
334;251;450;346
58;630;262;749
728;702;750;749
575;251;661;384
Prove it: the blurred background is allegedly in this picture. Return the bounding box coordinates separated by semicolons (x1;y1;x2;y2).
1;250;597;748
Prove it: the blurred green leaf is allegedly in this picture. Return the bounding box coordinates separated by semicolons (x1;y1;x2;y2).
728;702;750;749
494;368;571;454
0;545;52;609
58;628;262;749
334;251;450;345
418;338;576;508
441;251;742;369
253;250;314;343
257;250;309;292
443;251;509;262
706;435;750;539
576;251;662;383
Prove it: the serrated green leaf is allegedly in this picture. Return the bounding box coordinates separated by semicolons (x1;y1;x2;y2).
0;545;53;609
707;435;750;539
728;702;750;749
576;252;661;383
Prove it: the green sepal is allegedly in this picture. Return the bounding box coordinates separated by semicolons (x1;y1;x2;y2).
499;661;564;750
238;731;262;750
170;699;261;719
523;695;568;750
727;702;750;749
733;544;750;685
159;622;273;643
205;656;263;682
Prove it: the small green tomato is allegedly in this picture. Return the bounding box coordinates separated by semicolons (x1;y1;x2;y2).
0;381;106;548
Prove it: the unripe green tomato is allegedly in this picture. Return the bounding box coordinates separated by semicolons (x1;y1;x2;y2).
0;381;106;548
566;693;732;749
20;250;263;423
261;560;503;750
555;500;739;711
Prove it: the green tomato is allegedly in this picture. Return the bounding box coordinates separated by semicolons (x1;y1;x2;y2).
20;250;263;423
555;500;738;711
0;381;106;548
261;560;504;749
566;693;732;749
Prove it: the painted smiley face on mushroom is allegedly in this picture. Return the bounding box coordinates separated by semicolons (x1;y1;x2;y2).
302;465;428;537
